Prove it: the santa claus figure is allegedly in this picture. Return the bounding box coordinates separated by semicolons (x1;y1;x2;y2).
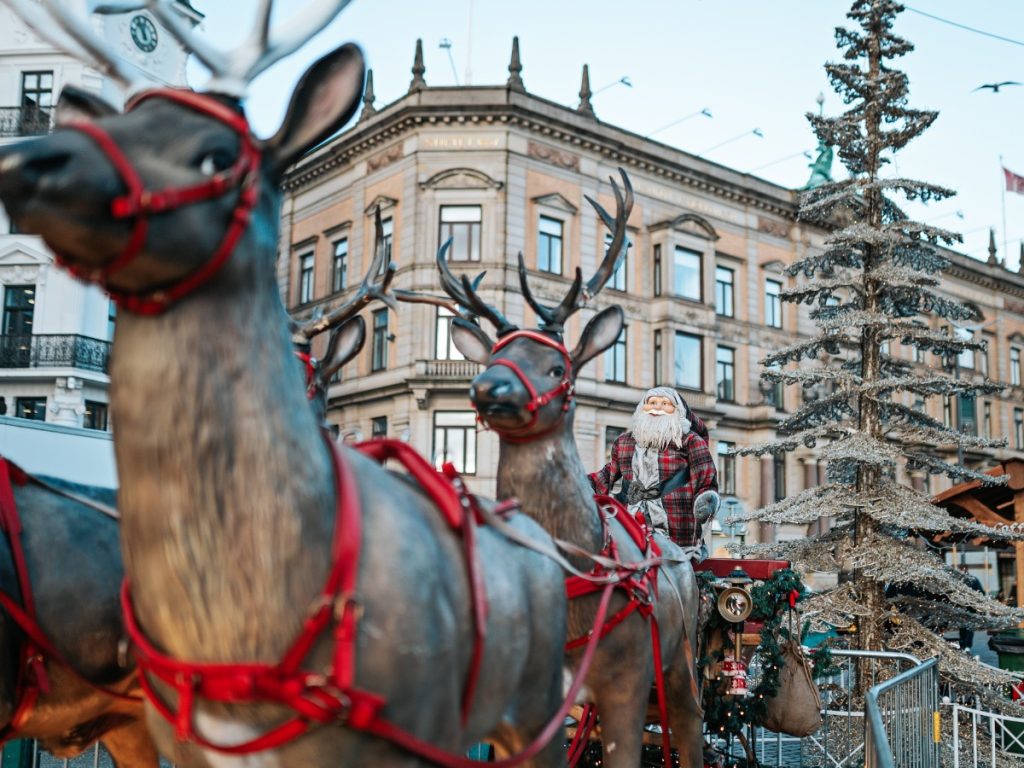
590;387;719;559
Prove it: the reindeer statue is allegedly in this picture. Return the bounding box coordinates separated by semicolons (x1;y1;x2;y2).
0;471;157;766
437;170;707;768
0;2;575;765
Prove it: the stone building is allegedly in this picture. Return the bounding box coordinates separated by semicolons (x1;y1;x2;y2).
0;1;196;439
280;40;1024;550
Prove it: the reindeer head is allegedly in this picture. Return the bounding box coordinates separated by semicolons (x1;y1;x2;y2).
439;169;633;442
0;0;363;315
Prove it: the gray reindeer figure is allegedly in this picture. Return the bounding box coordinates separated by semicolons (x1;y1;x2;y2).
0;472;157;766
0;2;570;766
437;170;706;768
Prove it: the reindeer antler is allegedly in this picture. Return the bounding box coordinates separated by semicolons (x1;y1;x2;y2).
146;0;355;97
293;208;397;344
518;168;633;333
436;241;517;335
5;0;149;90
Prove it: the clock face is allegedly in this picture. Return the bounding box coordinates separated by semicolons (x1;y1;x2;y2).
130;15;158;53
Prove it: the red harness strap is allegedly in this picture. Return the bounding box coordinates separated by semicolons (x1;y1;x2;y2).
483;331;575;443
122;433;381;754
122;436;613;766
58;89;261;316
0;459;140;744
563;495;673;768
355;439;487;725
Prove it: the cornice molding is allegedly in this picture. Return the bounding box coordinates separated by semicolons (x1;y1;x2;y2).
283;97;798;219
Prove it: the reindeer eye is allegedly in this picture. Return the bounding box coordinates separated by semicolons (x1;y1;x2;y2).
550;365;565;378
198;149;234;177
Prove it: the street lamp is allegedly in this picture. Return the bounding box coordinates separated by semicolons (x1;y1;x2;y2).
700;127;764;156
647;107;713;137
439;38;459;85
593;75;632;96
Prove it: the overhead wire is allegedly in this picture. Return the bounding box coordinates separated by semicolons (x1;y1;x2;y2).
904;6;1024;49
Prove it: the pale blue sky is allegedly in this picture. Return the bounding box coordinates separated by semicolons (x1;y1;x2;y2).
189;1;1024;269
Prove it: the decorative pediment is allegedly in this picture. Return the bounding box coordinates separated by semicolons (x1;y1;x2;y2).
1009;331;1024;344
650;213;719;241
0;241;52;266
532;192;578;214
419;167;503;191
364;195;398;217
761;259;787;275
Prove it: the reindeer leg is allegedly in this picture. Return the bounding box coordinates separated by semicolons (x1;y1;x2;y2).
100;718;160;768
591;666;651;768
665;571;705;768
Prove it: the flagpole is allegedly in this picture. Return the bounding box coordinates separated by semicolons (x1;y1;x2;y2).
1001;155;1009;262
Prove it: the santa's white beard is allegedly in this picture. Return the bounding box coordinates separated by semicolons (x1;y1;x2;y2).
631;410;683;451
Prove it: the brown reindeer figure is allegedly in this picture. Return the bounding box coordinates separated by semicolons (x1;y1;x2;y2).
0;473;157;767
438;170;705;768
0;2;570;766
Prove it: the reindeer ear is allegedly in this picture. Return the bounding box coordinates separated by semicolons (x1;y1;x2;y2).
320;317;366;384
451;318;494;365
571;306;624;369
263;43;365;175
55;86;119;125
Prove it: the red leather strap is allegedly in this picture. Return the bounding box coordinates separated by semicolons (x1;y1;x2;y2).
58;88;262;316
482;330;575;442
354;440;487;724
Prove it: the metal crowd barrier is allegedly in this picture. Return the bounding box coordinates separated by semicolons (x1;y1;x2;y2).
865;656;940;768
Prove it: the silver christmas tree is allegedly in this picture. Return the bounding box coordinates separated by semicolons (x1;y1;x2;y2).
735;0;1024;700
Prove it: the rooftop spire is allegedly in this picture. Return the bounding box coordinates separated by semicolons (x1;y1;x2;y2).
408;38;426;93
576;63;594;118
359;68;376;122
506;36;524;92
988;228;998;266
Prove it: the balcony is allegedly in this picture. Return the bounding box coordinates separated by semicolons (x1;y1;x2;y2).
0;107;52;138
419;359;482;379
0;334;111;373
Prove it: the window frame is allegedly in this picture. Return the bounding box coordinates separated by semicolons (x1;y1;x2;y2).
716;345;735;402
84;400;109;431
371;416;387;439
1015;408;1024;450
15;396;46;421
1012;346;1022;387
672;246;702;302
773;454;786;502
674;331;703;391
537;215;564;275
435;306;465;361
715;265;735;318
604;325;627;384
298;252;315;304
653;329;663;385
765;278;783;329
606;233;627;292
439;204;482;263
331;237;348;293
717;440;736;496
432;411;479;475
370;308;389;372
653;244;662;297
2;285;35;335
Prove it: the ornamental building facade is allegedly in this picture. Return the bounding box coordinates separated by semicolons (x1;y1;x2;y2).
279;41;1024;553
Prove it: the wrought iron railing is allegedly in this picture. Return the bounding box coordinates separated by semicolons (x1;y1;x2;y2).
0;334;111;373
0;107;53;138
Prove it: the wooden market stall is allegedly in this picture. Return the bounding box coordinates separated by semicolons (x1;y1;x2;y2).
931;457;1024;609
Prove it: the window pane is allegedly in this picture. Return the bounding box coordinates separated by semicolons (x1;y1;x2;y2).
332;238;348;292
441;205;482;223
716;346;734;401
538;216;563;274
673;247;701;300
435;307;465;361
674;332;701;390
433;411;478;474
2;285;35;335
765;279;782;328
716;266;734;317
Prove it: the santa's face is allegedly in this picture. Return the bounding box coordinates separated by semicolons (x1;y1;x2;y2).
642;395;676;417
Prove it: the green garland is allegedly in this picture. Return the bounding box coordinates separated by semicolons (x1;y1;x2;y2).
574;569;837;768
698;568;838;767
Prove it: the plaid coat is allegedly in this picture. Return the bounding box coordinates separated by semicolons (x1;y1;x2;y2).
589;430;717;549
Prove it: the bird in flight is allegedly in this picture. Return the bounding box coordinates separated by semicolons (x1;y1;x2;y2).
973;81;1022;93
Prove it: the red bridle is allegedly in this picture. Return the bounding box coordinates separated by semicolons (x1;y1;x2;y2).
58;88;262;316
481;330;575;442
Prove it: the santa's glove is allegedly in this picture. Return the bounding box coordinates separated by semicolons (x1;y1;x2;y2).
694;489;720;525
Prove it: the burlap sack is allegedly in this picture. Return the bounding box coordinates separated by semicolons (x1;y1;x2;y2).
761;637;823;737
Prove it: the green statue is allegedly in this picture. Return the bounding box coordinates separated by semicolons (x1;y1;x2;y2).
804;139;833;189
